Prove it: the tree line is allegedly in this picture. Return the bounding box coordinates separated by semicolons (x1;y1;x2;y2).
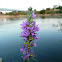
5;5;62;15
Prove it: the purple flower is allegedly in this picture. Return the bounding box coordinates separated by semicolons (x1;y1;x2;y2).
20;31;30;37
30;42;37;47
31;33;35;36
27;49;30;53
23;52;26;55
23;37;28;41
33;25;39;31
22;44;28;49
23;56;26;61
20;20;30;30
26;53;30;57
24;47;28;51
27;26;31;30
34;36;38;40
20;20;29;26
32;12;36;19
22;53;30;61
20;48;24;52
31;21;36;27
33;42;37;47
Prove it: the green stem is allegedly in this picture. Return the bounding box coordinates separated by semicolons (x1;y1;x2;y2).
27;7;33;23
24;59;30;62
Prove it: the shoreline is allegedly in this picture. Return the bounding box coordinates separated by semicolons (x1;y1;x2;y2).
0;14;62;18
36;14;62;18
0;15;27;18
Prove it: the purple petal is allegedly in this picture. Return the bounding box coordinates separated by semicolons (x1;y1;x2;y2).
33;43;37;47
20;48;24;52
32;12;36;19
23;52;26;55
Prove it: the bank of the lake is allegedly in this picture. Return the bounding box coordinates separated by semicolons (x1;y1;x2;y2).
0;14;62;18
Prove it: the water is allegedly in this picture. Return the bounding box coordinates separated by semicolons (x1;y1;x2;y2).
0;17;62;62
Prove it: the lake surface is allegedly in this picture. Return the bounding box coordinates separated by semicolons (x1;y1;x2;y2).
0;17;62;62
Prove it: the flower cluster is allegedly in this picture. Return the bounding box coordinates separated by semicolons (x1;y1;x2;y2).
20;43;36;61
20;20;39;42
20;10;39;61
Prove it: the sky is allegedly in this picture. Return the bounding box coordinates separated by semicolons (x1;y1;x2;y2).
0;0;62;11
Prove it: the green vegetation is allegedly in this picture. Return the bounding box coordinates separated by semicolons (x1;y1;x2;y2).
56;6;62;10
5;11;27;15
46;8;50;10
5;5;62;15
35;11;40;14
40;10;46;14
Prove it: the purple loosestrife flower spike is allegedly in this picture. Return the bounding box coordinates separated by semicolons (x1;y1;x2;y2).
20;7;39;62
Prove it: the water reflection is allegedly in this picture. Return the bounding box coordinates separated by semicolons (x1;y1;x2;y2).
0;18;26;25
52;21;62;32
0;18;7;24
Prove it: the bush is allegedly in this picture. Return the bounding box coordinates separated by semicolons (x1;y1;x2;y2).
40;10;46;14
